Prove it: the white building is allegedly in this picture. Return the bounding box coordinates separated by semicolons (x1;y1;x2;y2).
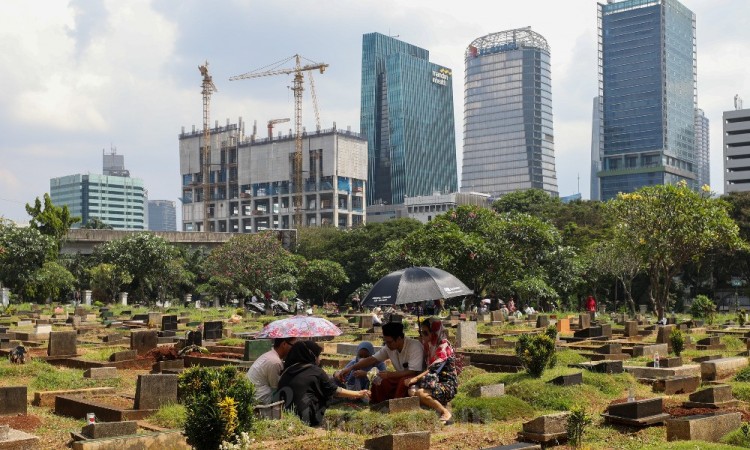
404;192;492;223
724;108;750;193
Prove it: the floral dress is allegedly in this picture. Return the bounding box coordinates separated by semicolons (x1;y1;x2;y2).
418;339;459;405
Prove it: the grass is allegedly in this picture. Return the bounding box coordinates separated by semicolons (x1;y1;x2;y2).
149;403;186;429
216;338;246;346
451;394;535;422
324;407;440;435
78;346;123;362
248;412;310;442
31;365;122;391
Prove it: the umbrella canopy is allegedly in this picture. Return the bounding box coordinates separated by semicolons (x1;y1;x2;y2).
362;267;473;308
256;315;343;338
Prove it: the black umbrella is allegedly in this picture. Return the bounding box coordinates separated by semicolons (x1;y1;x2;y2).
361;266;473;308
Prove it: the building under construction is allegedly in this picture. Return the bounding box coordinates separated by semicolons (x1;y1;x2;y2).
179;120;367;232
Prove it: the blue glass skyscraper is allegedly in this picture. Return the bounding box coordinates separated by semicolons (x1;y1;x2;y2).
597;0;697;201
360;32;457;206
461;27;558;197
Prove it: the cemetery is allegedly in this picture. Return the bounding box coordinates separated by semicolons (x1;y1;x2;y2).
0;302;744;449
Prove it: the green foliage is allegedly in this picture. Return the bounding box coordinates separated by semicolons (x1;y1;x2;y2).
720;422;750;447
323;408;439;435
492;189;560;220
734;366;750;382
450;394;535;423
567;405;593;448
25;193;80;252
150;403;186;429
31;364;121;390
739;311;747;327
0;220;56;297
515;332;556;377
25;261;75;302
81;217;113;229
669;328;685;357
89;263;132;302
179;366;256;450
297;259;349;304
690;295;716;325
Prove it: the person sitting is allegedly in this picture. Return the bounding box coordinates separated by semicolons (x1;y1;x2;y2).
245;337;296;405
371;307;383;326
336;322;424;404
405;319;459;425
524;305;536;315
277;341;369;426
334;341;386;391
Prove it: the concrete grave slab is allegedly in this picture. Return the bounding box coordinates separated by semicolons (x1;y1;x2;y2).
469;383;505;398
631;343;668;358
652;376;700;395
456;321;478;348
134;374;178;410
370;396;420;414
684;384;738;408
0;387;26;416
666;412;741;442
364;431;430;450
130;330;158;356
0;427;40;449
700;357;748;381
70;430;189;450
83;368;118;379
519;412;569;444
603;398;669;427
109;350;137;362
549;372;583;386
203;321;223;340
81;421;138;439
555;318;570;333
47;331;77;357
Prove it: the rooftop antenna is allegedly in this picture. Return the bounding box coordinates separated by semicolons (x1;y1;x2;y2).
388;28;400;38
577;173;580;193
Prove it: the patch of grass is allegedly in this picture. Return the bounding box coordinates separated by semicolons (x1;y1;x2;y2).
457;365;487;385
150;403;186;429
730;382;750;402
248;412;309;442
0;358;51;378
734;366;750;382
451;394;535;423
555;349;587;366
216;338;245;346
721;422;750;447
31;366;121;391
79;347;122;362
581;371;634;396
505;379;602;411
723;335;745;352
324;407;440;435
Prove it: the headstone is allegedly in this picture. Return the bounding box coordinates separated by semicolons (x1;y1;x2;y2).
47;331;77;357
647;356;682;368
606;398;665;421
598;343;622;354
130;330;158;356
109;350;137;362
700;357;749;381
653;376;700;395
134;374;179;410
364;431;430;450
151;359;185;373
148;312;162;327
639;304;647;314
82;421;138;439
119;291;128;306
579;314;590;330
573;326;603;338
666;412;742;443
186;331;202;347
491;311;505;323
0;288;9;308
75;307;87;317
84;290;92;306
535;315;550;328
360;315;374;329
656;325;675;345
456;321;478;348
370;396;420;414
520;412;570;444
161;315;178;332
244;339;273;361
203;321;223;340
632;343;668;358
469;383;505;398
624;321;638;337
34;324;52;337
83;367;118;379
132;314;148;322
0;387;26;415
685;384;737;408
549;372;583;386
555;318;570;333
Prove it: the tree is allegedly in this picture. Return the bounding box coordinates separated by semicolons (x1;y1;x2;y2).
588;240;642;314
81;217;113;230
607;182;747;319
89;263;133;302
298;259;349;304
25;261;75;303
492;189;560;220
0;220;56;297
25;194;80;251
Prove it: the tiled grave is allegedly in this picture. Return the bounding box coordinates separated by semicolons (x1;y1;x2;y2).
603;397;669;427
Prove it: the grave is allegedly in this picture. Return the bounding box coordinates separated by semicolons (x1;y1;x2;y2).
0;425;39;449
47;331;77;357
631;343;668;358
535;315;549;328
33;387;116;407
469;383;505;398
0;387;26;416
603;397;669;426
147;312;162;327
109;350;137;362
130;330;158;356
549;372;583;386
81;420;138;439
131;314;148;322
555;318;570;333
518;412;569;445
491;311;505;323
578;314;590;330
700;357;748;381
370;396;420;414
696;335;726;351
134;374;179;410
186;331;202;347
161;315;178;332
151;360;185;374
666;412;742;442
652;375;700;395
83;367;118;379
244;339;272;361
364;431;430;450
456;321;478;348
684;384;738;408
655;325;675;346
203;321;223;340
647;357;682;368
480;444;541;450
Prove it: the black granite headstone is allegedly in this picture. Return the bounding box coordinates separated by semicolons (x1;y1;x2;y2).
203;321;223;340
161;315;178;332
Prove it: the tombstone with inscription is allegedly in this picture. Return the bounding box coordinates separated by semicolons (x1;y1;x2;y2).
134;374;178;410
130;330;158;356
47;331;77;357
161;315;178;332
456;321;478;348
203;321;223;340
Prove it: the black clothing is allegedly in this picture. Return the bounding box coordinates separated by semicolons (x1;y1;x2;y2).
283;341;322;370
277;362;339;426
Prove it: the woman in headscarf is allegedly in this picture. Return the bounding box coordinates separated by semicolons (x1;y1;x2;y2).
404;318;459;425
277;341;369;426
335;341;386;391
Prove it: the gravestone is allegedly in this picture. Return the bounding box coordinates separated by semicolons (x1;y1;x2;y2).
109;350;137;362
491;311;505;323
656;325;675;346
0;387;26;415
632;343;668;358
360;315;374;329
700;357;748;381
468;383;505;398
549;372;583;386
83;367;118;379
47;331;77;357
456;321;478;348
148;312;162;327
130;330;158;356
82;420;138;439
696;335;725;350
75;307;87;317
624;321;639;337
578;314;590;330
685;384;737;408
161;315;178;332
203;321;223;340
364;431;430;450
244;339;273;361
666;412;742;443
647;356;682;368
132;314;148;322
134;374;179;410
186;331;202;347
653;375;700;395
573;326;603;338
84;290;92;306
535;315;550;328
151;359;185;374
0;288;9;308
604;398;669;426
520;412;570;444
370;396;420;414
556;318;570;333
598;343;622;355
119;291;128;306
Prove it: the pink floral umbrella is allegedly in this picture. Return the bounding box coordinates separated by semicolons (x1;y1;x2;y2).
256;315;343;338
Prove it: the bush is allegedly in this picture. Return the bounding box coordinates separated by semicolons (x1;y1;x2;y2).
567;405;593;448
179;366;256;450
690;295;716;325
721;422;750;447
734;366;750;382
669;328;684;357
150;403;186;429
451;394;535;423
515;332;556;377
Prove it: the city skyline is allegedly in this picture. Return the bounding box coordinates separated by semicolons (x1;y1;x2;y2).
2;0;749;223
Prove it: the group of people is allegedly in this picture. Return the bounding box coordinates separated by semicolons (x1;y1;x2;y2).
245;319;459;426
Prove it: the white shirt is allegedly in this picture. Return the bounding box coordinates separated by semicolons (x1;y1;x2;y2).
246;349;282;405
373;337;424;372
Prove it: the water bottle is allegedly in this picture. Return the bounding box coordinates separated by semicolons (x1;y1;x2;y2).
627;386;635;403
654;352;660;368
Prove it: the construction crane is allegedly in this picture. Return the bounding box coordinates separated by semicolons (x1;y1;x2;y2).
199;61;218;232
268;118;290;140
230;54;328;228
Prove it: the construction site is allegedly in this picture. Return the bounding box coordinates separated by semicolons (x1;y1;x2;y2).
178;56;367;233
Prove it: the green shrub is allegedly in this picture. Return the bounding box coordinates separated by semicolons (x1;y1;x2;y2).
738;311;747;327
567;405;593;448
150;403;186;429
179;366;256;450
735;367;750;383
451;394;534;423
669;328;684;357
515;332;556;377
721;422;750;447
690;295;716;325
731;383;750;401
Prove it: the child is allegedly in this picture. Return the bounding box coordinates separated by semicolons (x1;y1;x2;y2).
335;342;386;391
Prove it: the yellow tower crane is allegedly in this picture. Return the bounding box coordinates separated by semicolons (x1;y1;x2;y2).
230;54;328;229
199;61;218;232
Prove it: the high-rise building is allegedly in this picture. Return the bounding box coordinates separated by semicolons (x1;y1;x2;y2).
148;200;177;231
694;108;710;188
360;32;457;206
179;120;367;232
724;107;750;193
591;96;602;201
50;174;147;230
596;0;697;201
462;27;558;198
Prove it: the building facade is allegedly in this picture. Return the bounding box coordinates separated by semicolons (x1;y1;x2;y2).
590;96;602;201
179;122;367;232
596;0;697;201
462;27;558;198
694;108;710;188
360;32;457;206
404;192;492;223
50;174;147;230
148;200;177;231
724;108;750;193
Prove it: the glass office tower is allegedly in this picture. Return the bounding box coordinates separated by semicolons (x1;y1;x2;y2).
694;108;710;188
360;32;457;206
597;0;697;200
462;27;558;198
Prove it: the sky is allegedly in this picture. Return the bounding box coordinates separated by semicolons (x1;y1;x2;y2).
1;0;749;224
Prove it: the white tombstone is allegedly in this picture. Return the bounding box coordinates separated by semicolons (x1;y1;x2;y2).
184;294;192;304
84;290;92;306
195;300;201;309
119;292;128;306
457;321;478;348
639;304;648;314
0;288;9;307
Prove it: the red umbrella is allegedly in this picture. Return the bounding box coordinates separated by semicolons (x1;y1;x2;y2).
256;315;343;338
